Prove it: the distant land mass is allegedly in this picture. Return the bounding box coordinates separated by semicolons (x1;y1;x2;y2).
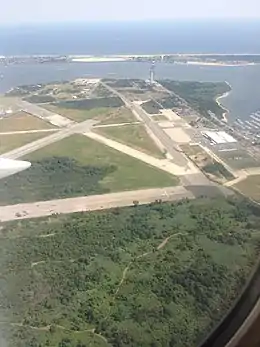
1;19;260;56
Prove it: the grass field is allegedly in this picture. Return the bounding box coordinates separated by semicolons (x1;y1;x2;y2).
95;124;164;158
181;144;234;182
27;135;177;191
216;149;260;170
235;175;260;201
43;105;136;124
181;144;203;157
0;132;54;154
22;135;178;196
151;114;168;121
0;111;55;132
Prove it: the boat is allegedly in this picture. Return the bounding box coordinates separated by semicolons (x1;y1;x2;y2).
235;118;245;125
245;121;259;130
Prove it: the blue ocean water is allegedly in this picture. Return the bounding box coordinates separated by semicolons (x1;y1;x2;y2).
1;20;260;122
1;20;260;55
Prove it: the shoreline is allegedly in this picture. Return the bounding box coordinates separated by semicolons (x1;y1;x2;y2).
184;61;256;67
216;81;232;122
70;57;257;66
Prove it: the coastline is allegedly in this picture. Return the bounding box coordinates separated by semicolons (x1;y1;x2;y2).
71;56;129;63
184;61;256;67
68;54;260;66
216;81;232;122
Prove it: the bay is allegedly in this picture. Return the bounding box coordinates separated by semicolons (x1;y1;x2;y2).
1;61;260;122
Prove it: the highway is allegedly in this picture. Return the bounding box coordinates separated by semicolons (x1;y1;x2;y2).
0;186;194;222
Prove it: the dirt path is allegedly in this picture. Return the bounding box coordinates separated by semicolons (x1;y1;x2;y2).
157;232;183;250
113;232;183;300
38;233;57;238
1;232;184;345
31;260;46;268
31;258;76;268
114;265;132;297
0;322;108;344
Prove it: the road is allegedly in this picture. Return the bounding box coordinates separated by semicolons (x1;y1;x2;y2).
85;131;195;176
102;82;213;187
1;119;96;159
16;100;74;127
0;129;59;135
103;82;187;166
0;186;194;222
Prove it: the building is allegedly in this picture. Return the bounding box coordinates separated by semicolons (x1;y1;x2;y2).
202;131;237;145
149;62;155;84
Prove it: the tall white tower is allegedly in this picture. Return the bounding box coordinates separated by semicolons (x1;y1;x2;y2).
149;62;155;84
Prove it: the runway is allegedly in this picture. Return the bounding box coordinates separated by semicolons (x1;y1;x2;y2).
0;186;194;222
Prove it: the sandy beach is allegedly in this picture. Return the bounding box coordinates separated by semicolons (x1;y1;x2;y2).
216;82;232;122
71;56;129;63
185;61;256;67
70;55;258;66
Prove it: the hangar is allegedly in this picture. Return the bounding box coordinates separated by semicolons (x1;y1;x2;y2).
201;131;237;144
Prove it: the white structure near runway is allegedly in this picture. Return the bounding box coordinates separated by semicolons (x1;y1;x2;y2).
202;131;237;144
0;158;31;179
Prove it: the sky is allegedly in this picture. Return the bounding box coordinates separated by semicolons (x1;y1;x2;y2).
2;0;260;24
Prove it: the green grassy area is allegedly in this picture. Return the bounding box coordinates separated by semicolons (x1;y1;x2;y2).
142;100;162;114
181;144;203;157
0;132;54;155
203;160;234;180
181;144;234;182
142;94;184;115
43;105;136;125
151;114;168;121
95;124;164;158
0;111;55;132
25;95;56;103
55;97;124;110
235;175;260;202
5;82;80;101
160;80;231;120
0;135;177;204
1;196;260;347
217;149;260;170
5;84;45;97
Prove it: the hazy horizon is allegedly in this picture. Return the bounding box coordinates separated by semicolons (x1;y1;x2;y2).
3;0;260;24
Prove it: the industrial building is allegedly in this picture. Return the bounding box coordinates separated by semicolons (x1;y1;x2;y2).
201;131;237;145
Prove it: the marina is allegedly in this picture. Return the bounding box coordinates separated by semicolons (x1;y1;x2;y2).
233;109;260;144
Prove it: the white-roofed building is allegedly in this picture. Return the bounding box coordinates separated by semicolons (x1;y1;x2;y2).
218;131;237;143
202;131;237;145
202;131;226;144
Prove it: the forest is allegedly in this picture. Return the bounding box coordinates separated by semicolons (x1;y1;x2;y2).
0;157;115;204
1;195;260;347
160;80;231;120
55;97;124;110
